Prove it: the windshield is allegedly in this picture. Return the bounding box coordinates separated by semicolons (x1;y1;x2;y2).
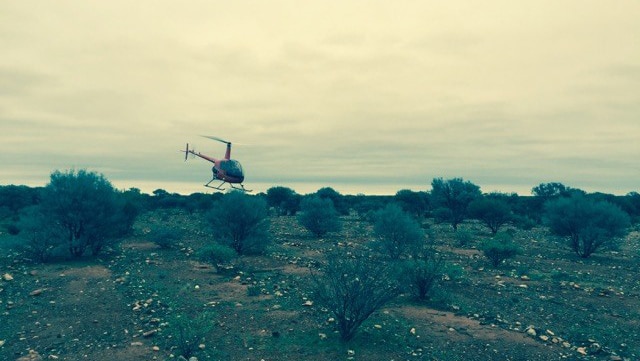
221;159;244;177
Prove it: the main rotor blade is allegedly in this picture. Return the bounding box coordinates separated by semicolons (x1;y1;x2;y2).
201;135;230;145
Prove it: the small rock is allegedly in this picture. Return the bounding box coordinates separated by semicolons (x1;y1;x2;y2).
30;289;44;297
319;333;327;340
198;344;205;350
347;350;355;356
152;346;160;351
373;324;382;329
302;300;313;307
526;326;537;337
16;350;42;361
142;329;157;338
188;357;198;361
131;341;144;346
609;356;622;361
0;339;5;347
2;273;13;281
539;335;549;342
410;327;416;335
576;347;588;356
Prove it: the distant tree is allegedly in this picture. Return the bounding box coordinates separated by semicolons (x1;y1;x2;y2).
430;177;482;231
531;182;571;198
373;203;425;259
312;251;400;341
40;169;134;257
624;191;640;221
0;185;40;216
206;191;270;255
394;189;429;218
544;194;630;258
298;196;341;237
266;186;301;215
468;197;512;234
316;187;349;215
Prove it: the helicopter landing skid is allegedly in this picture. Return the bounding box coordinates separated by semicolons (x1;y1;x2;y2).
230;183;252;192
204;180;252;192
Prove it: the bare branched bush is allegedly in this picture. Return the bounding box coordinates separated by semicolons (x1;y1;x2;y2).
312;251;400;341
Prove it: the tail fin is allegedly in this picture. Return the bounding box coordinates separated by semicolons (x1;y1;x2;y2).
184;143;189;161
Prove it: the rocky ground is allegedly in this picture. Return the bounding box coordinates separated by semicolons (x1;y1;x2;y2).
1;209;638;361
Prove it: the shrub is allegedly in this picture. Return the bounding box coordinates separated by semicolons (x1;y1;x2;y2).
454;228;473;247
297;196;341;238
17;206;62;263
481;232;519;267
206;191;270;255
197;243;237;271
151;227;183;249
7;223;20;235
544;194;631;258
163;311;214;358
312;251;400;341
373;203;424;259
39;169;134;257
399;254;443;300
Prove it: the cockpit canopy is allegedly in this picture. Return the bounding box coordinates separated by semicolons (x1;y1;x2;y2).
221;159;244;178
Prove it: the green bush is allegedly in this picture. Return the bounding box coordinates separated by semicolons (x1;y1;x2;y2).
373;203;424;259
163;311;214;358
544;194;631;258
481;232;519;267
297;196;341;238
7;224;20;235
198;243;237;271
206;191;271;255
151;227;183;249
39;169;135;257
454;229;473;247
399;254;443;300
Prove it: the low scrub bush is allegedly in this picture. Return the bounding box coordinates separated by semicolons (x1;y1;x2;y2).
163;311;215;358
312;251;400;341
298;196;341;238
206;191;271;255
454;229;473;247
398;254;443;300
151;227;183;249
373;203;424;259
197;243;237;271
481;232;519;267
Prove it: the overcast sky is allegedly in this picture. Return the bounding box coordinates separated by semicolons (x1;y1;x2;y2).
1;1;639;195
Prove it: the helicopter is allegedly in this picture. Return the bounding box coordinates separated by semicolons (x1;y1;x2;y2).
182;136;251;192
